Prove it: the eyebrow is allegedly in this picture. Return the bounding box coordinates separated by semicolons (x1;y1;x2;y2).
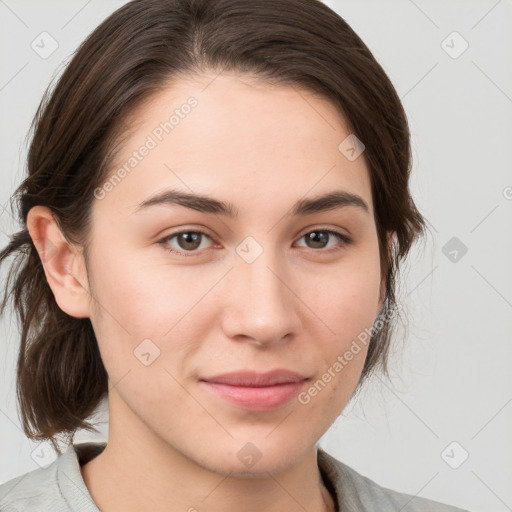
134;188;369;217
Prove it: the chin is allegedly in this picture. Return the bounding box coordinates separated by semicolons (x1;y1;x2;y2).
186;435;312;477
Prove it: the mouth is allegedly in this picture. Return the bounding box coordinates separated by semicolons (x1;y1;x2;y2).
199;369;309;411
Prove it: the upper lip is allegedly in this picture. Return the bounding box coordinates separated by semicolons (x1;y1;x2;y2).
200;369;308;387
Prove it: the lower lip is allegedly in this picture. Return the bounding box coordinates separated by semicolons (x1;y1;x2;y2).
200;381;306;411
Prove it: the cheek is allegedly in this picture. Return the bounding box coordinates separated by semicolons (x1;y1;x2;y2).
87;240;197;333
86;243;219;378
308;253;382;343
298;248;381;400
297;272;376;429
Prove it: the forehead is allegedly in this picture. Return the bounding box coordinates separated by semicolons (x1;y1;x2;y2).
96;72;373;218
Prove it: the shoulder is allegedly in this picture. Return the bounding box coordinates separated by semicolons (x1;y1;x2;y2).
317;448;471;512
0;457;61;512
0;442;104;512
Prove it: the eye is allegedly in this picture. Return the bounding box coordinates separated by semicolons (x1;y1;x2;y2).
295;229;352;252
159;230;214;257
158;228;352;257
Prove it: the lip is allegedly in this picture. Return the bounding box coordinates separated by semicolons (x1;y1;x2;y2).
201;369;307;386
199;369;309;412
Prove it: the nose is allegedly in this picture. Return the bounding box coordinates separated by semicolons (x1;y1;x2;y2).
219;247;302;347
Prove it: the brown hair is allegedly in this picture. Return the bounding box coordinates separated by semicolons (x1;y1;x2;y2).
0;0;426;453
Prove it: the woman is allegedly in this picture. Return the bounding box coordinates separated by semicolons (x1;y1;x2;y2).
0;0;469;510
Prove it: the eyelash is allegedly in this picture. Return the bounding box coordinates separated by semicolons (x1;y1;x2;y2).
157;228;352;258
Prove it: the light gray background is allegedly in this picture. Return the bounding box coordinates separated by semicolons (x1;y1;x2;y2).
1;1;511;511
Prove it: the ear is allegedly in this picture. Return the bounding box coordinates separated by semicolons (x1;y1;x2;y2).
26;205;91;318
377;231;396;314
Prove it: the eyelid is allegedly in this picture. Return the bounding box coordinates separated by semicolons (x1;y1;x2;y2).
296;224;351;239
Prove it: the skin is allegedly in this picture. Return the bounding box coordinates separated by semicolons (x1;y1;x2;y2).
27;72;391;512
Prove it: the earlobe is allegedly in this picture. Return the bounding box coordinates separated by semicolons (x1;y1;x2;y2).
26;206;91;319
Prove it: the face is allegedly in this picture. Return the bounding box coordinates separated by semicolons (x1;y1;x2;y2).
78;73;385;475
